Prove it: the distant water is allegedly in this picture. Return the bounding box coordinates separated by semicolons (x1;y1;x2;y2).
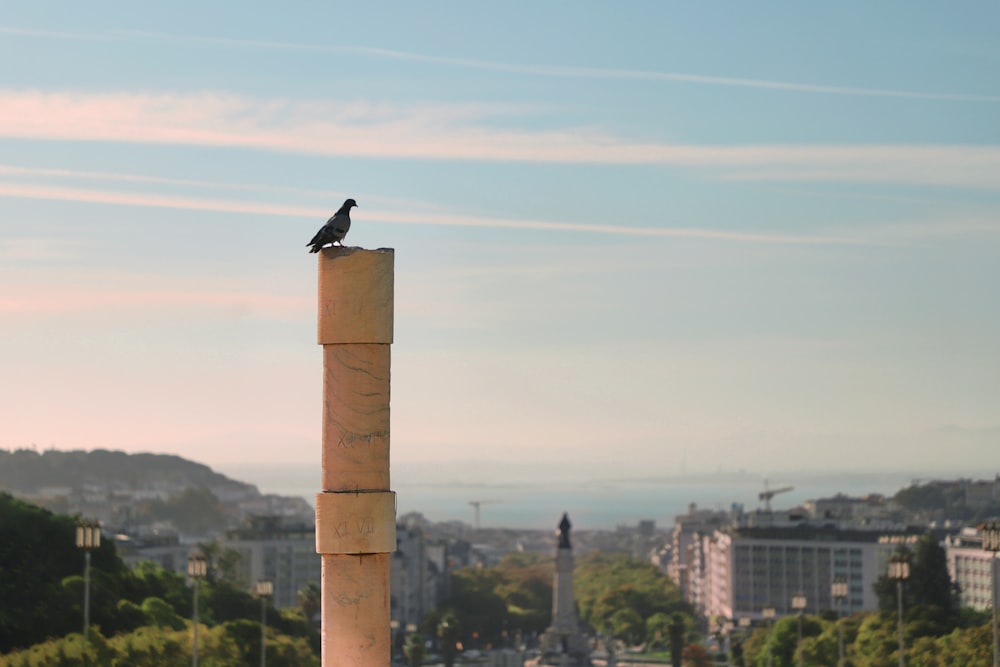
216;461;917;530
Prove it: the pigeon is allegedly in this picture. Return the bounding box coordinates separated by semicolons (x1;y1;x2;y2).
307;198;357;252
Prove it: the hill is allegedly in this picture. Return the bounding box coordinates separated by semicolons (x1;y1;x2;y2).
0;448;255;495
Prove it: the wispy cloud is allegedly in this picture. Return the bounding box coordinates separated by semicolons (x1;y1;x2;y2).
0;25;115;41
0;238;90;261
0;179;863;246
0;283;310;317
0;164;440;211
5;23;996;102
116;29;1000;103
2;90;999;190
346;46;1000;104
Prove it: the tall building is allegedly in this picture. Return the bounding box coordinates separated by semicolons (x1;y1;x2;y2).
699;526;923;620
224;515;320;609
667;504;732;607
946;528;998;611
391;521;449;630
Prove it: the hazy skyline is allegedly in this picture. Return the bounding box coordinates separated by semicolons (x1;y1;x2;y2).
2;3;998;484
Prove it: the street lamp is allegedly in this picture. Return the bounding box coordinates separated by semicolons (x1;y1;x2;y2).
832;577;849;667
390;619;400;662
188;553;208;667
981;520;1000;667
791;593;807;667
75;519;101;651
888;553;910;667
761;607;776;667
254;580;273;667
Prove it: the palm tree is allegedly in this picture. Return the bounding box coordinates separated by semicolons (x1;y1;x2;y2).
404;632;425;667
438;611;462;667
297;583;321;627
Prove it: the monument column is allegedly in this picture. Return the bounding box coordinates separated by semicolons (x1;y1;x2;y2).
552;513;579;634
541;513;591;666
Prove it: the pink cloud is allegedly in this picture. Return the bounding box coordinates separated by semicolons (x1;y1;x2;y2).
0;90;999;190
0;283;310;317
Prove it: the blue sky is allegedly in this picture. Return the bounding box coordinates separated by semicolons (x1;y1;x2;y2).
1;2;998;483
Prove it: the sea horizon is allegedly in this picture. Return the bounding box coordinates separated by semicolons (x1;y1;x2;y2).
213;460;969;530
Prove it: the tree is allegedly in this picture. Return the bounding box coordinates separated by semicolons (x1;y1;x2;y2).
0;493;127;652
444;567;509;646
202;579;264;625
607;608;644;645
196;538;244;585
128;560;189;617
755;615;823;667
493;553;552;635
852;612;898;667
0;495;319;663
682;643;712;667
798;625;837;667
669;612;688;667
575;552;691;629
437;611;461;667
141;596;186;630
643;611;674;651
738;624;771;667
874;536;953;633
297;583;321;626
908;535;954;616
404;633;425;667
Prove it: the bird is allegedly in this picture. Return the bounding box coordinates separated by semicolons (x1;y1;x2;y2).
307;198;357;252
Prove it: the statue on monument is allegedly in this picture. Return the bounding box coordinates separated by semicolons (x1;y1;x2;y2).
558;512;572;549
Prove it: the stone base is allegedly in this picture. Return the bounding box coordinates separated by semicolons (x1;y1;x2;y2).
538;629;591;667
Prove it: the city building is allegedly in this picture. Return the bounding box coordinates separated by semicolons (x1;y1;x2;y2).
667;503;735;608
698;525;924;621
391;520;449;630
115;529;190;573
946;527;998;611
802;493;899;527
224;515;321;609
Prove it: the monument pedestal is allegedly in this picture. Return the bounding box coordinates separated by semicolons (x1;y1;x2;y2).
539;514;592;667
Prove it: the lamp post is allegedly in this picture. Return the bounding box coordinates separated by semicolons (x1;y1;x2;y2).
75;519;101;654
888;553;910;667
761;607;776;667
255;580;273;667
188;553;208;667
832;577;849;667
981;520;1000;667
791;594;807;667
390;619;400;662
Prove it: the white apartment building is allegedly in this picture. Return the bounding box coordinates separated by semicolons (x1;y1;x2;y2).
700;527;921;621
666;504;733;607
946;528;998;611
391;522;449;630
225;517;320;609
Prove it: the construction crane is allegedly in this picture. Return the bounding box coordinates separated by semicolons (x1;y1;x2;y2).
759;481;794;512
468;500;502;530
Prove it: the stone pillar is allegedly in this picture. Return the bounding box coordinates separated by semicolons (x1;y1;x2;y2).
541;514;591;666
552;537;578;632
315;247;396;667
